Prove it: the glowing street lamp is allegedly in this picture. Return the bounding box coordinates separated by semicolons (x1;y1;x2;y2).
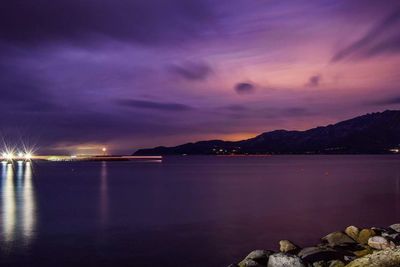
102;147;107;156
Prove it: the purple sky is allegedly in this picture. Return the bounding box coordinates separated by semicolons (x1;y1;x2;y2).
1;0;400;154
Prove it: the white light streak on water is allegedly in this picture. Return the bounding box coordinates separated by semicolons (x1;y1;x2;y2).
22;162;36;244
2;164;16;242
1;162;36;246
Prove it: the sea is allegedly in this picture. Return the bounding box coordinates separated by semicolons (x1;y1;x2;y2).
0;155;399;266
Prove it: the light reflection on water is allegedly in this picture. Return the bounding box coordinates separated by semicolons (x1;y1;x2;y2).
0;162;36;247
2;163;16;243
99;161;108;225
22;162;36;244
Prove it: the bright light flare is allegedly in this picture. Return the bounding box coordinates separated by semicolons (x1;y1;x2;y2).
1;146;35;161
22;147;35;161
2;152;14;160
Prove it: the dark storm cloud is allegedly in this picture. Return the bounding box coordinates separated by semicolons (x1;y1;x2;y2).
116;99;193;111
168;61;213;81
332;8;400;61
306;75;321;87
0;0;215;46
234;82;255;95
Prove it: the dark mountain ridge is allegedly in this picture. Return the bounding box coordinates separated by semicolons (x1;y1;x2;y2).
134;110;400;155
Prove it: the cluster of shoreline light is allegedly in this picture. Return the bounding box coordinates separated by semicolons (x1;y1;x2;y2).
0;145;163;162
1;150;33;161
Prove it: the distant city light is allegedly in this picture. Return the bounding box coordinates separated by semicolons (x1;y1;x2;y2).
18;152;24;158
102;147;107;152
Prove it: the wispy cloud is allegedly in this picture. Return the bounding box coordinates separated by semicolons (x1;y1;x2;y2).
332;8;400;62
116;99;193;111
369;96;400;106
168;61;213;81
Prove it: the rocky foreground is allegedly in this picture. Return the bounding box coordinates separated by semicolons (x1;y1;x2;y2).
228;224;400;267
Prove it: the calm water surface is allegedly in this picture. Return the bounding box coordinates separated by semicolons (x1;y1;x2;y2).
0;156;399;266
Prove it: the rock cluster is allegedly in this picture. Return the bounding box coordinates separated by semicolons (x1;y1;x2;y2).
228;224;400;267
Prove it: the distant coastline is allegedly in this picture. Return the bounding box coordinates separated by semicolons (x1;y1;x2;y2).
134;110;400;156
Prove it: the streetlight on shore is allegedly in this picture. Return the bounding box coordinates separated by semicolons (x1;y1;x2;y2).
102;147;107;156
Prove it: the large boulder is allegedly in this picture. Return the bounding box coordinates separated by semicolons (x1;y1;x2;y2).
279;240;299;253
298;246;350;263
368;236;395;250
389;224;400;233
382;232;400;245
240;250;273;266
344;249;400;267
345;226;359;241
357;229;376;245
238;259;265;267
353;246;373;257
328;260;345;267
322;232;356;247
267;253;305;267
371;227;396;236
312;260;345;267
